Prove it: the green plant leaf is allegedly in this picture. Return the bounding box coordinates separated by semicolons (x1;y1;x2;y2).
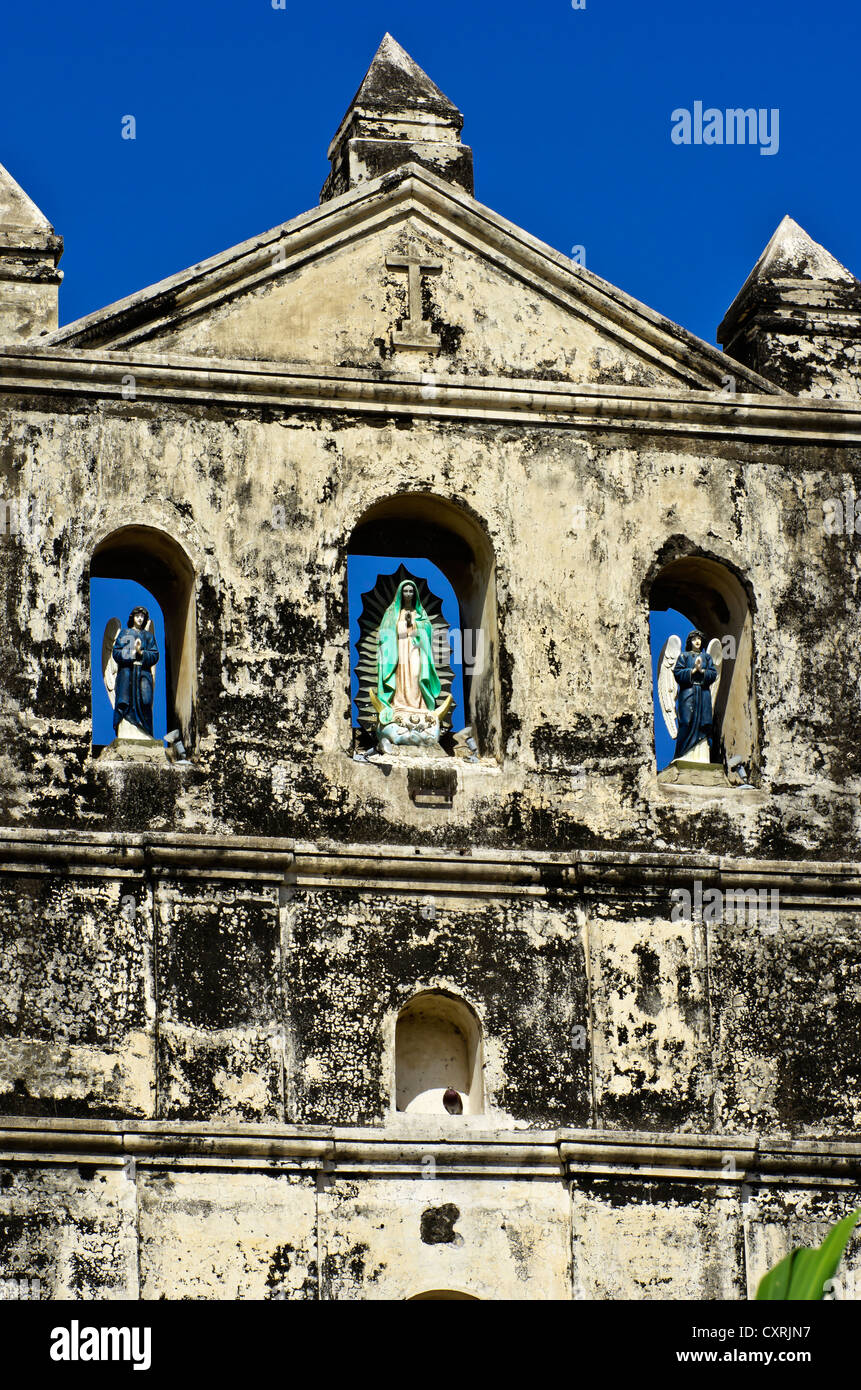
787;1211;861;1300
755;1249;796;1300
755;1210;861;1300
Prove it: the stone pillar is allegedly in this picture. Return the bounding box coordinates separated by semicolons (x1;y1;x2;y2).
320;33;474;202
718;215;861;399
0;160;63;341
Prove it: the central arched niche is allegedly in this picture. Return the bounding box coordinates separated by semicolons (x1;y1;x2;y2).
90;525;197;749
648;550;758;775
395;990;484;1116
348;495;500;756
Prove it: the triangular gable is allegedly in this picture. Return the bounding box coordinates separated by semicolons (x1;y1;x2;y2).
46;164;777;394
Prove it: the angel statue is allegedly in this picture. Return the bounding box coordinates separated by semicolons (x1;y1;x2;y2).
102;606;159;741
368;579;453;755
657;628;722;765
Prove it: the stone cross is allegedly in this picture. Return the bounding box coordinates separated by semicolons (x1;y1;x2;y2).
386;255;443;349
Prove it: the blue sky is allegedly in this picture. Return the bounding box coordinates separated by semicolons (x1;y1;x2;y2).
2;0;857;338
5;1;851;754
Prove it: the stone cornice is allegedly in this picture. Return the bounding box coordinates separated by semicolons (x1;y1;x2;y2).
0;229;63;258
0;827;860;903
0;1117;858;1186
1;346;861;444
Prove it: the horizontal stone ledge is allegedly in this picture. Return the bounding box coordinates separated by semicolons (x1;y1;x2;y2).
559;1141;861;1181
0;234;63;260
2;347;861;444
291;856;544;888
290;876;551;900
0;1119;859;1184
0;830;860;900
0;1151;557;1181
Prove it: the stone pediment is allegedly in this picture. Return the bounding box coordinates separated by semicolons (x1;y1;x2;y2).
45;164;776;393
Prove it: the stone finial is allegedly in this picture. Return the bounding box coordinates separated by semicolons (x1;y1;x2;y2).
320;33;474;202
718;215;861;398
0;160;63;341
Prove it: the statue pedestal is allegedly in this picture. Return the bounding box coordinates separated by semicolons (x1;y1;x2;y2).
93;742;165;764
373;739;448;762
658;759;729;788
93;726;166;763
114;718;156;743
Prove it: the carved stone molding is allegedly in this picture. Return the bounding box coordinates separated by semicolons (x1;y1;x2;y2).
1;1117;858;1186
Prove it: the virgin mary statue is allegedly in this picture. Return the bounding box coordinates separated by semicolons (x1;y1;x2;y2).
377;580;441;719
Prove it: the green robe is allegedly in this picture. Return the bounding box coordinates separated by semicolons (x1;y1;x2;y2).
376;581;441;720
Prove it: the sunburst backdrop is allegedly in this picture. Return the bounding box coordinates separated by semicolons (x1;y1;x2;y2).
348;555;464;733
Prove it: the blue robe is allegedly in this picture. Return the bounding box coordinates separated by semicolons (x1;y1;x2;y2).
673;649;717;760
112;628;159;737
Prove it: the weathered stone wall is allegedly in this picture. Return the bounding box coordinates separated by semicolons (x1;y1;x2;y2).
1;865;859;1143
2;368;861;1296
1;392;860;859
1;1133;859;1299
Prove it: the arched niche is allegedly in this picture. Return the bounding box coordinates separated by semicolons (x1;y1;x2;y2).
648;552;758;775
90;526;197;748
348;495;500;756
395;990;484;1116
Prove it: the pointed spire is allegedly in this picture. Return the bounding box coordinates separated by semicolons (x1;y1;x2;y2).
347;33;460;119
0;160;53;233
0;161;63;341
718;216;861;398
321;34;473;202
733;214;856;298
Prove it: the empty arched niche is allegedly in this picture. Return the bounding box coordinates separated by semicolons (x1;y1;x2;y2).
395;991;484;1116
648;552;758;776
348;495;500;756
90;526;197;749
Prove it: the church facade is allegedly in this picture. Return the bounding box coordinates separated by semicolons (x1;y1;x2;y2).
0;34;860;1299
